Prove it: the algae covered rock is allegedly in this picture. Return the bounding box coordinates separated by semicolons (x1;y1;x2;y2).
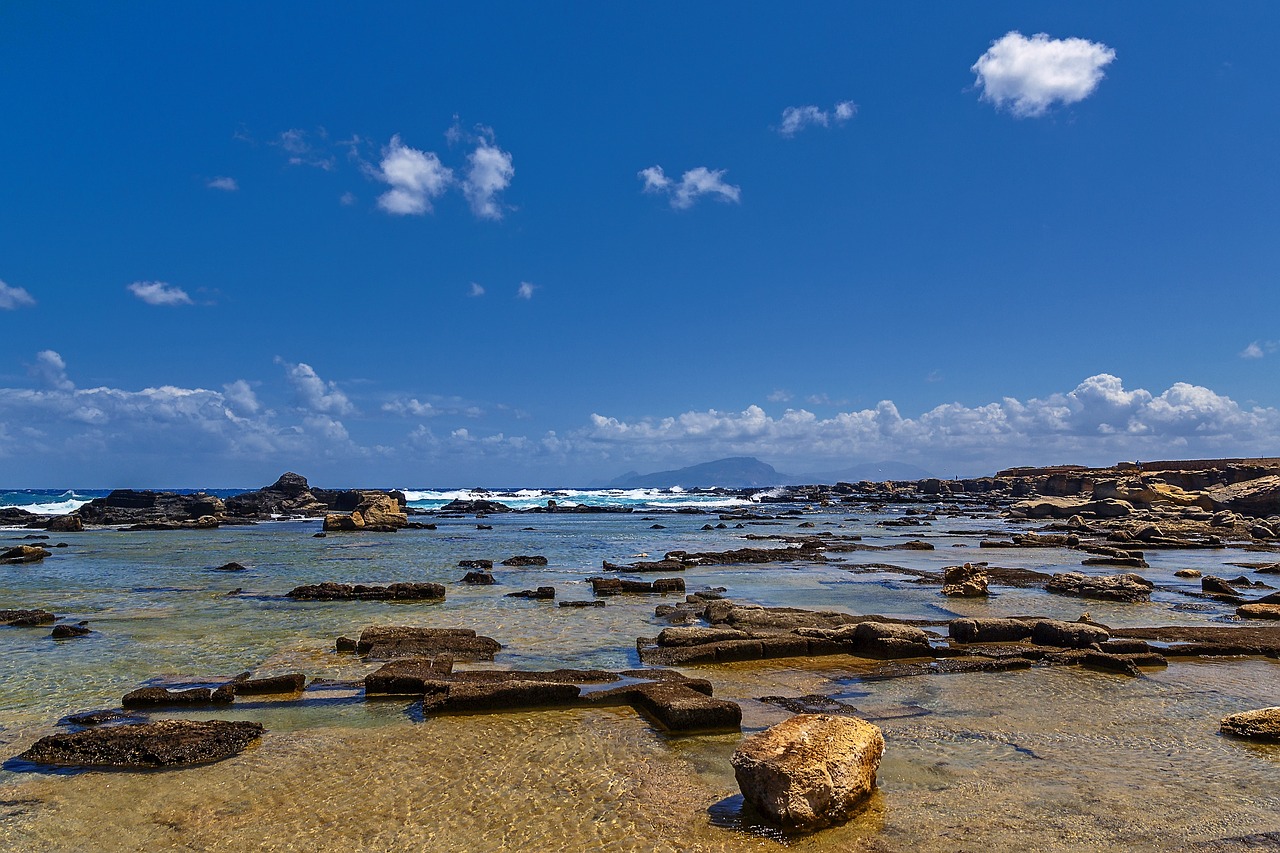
732;713;884;829
19;719;264;768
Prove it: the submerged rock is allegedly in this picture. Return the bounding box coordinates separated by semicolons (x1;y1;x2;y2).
0;609;56;626
1220;707;1280;741
122;686;232;708
286;582;445;601
501;555;549;567
1046;572;1153;603
19;719;264;768
51;623;91;639
732;713;884;829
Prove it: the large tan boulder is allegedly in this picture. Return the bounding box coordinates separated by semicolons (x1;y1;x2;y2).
1221;707;1280;741
323;512;365;531
1205;475;1280;518
1236;603;1280;620
46;514;84;532
732;713;883;829
355;493;408;529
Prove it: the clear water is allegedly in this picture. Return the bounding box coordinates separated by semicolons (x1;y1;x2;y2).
0;506;1277;851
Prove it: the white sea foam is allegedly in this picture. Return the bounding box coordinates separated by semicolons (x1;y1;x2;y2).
16;497;92;515
398;487;752;510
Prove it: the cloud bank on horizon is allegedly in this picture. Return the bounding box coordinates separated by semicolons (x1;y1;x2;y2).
1;352;1275;485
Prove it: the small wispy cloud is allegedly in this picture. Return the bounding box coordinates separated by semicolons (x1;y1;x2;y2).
0;279;36;310
1241;341;1279;360
776;100;857;136
767;389;793;403
127;281;194;306
639;165;741;209
274;128;336;170
206;176;239;191
469;282;486;297
339;191;357;206
375;134;454;216
972;31;1116;117
517;281;536;300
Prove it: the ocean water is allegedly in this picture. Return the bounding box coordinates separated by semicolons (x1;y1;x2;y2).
0;499;1276;851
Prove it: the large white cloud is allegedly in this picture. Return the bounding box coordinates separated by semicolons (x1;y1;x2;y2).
375;135;454;215
639;165;741;209
972;31;1116;117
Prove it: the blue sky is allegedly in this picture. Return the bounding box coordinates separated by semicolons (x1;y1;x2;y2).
1;2;1278;487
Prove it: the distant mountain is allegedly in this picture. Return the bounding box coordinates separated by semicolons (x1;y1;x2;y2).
609;457;785;489
798;461;934;483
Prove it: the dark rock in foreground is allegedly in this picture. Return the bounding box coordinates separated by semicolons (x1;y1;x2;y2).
19;719;264;768
51;623;91;639
286;582;445;602
229;673;306;695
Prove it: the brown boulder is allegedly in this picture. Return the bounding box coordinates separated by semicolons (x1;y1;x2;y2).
732;714;884;829
1;545;51;564
1220;707;1280;741
942;563;989;597
46;514;84;532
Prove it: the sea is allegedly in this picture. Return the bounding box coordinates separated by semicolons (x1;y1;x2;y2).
0;487;1276;851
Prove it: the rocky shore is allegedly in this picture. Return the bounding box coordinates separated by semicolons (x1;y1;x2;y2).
5;455;1280;838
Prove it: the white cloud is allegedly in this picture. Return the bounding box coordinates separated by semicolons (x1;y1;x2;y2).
277;359;355;415
383;396;484;418
1240;341;1277;359
206;176;239;191
462;142;514;220
0;279;36;310
567;374;1280;473
639;165;741;209
469;282;486;297
28;350;74;391
517;281;536;300
375;134;454;215
222;379;260;415
274;128;336;170
127;281;194;306
777;100;857;136
972;31;1116;117
340;191;357;206
767;389;792;403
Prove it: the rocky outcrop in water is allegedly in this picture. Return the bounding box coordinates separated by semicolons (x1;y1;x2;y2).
1;545;51;564
1220;707;1280;741
1046;572;1153;602
942;563;988;597
732;713;884;829
322;493;409;531
76;490;226;527
19;720;264;768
